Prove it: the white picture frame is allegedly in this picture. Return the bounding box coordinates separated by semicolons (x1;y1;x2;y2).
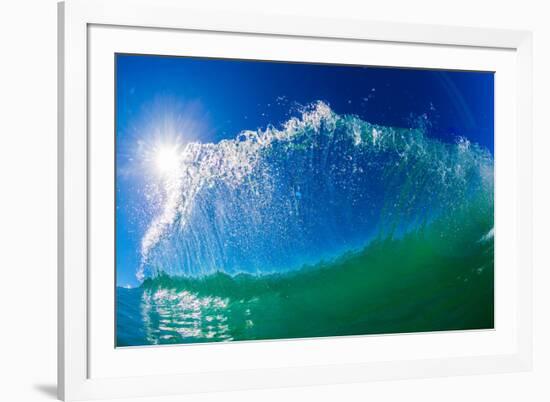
58;0;533;400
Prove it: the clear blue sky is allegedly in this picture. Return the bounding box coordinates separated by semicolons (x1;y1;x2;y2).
115;54;494;288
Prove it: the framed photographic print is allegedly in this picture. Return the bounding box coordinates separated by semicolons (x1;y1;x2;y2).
58;0;533;400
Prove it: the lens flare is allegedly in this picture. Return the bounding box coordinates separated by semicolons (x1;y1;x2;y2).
154;143;180;176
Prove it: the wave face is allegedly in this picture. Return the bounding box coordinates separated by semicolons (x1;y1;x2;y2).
137;102;493;281
118;222;494;346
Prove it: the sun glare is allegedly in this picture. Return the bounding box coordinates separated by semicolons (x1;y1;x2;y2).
154;144;181;176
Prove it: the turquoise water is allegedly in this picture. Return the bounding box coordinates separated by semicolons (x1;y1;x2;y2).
116;103;494;346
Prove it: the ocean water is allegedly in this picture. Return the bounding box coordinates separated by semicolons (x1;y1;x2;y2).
116;102;494;347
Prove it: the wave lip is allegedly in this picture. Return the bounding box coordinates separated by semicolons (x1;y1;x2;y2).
137;101;494;281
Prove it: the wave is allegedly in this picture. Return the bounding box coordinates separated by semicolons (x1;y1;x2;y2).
137;101;493;281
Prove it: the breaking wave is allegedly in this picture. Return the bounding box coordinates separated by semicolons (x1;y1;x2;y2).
137;101;493;281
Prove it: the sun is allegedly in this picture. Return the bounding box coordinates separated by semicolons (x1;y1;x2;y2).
154;144;181;176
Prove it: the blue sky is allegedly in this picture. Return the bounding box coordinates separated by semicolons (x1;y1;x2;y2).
115;54;494;288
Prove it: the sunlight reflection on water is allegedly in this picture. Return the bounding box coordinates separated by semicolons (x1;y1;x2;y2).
140;288;236;344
